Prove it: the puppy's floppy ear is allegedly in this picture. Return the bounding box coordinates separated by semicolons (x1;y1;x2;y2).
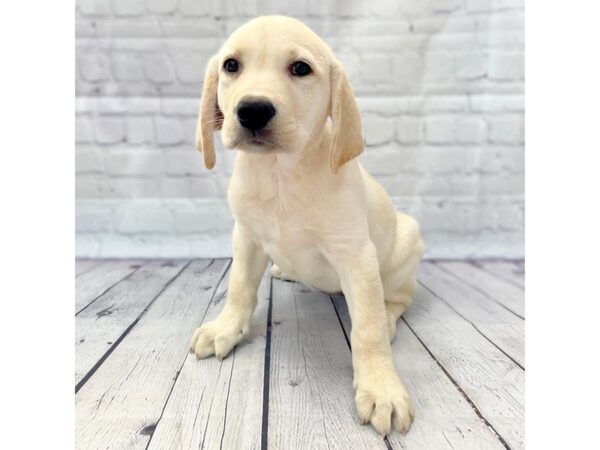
329;58;364;173
196;56;223;170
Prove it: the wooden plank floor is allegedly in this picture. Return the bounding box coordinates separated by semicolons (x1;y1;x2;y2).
75;258;524;450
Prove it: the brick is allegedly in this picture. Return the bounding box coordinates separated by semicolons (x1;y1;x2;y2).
161;98;199;116
106;151;164;176
423;52;454;82
497;204;524;231
422;96;468;112
470;95;524;112
179;0;211;16
98;97;127;114
338;1;368;17
100;178;161;198
76;177;101;198
489;115;523;144
359;148;402;176
115;203;173;233
396;117;424;144
173;53;206;84
124;97;161;114
362;116;395;146
164;151;205;175
360;55;393;83
475;147;524;173
75;97;97;114
419;203;461;232
76;150;104;173
369;0;401;16
112;54;144;81
429;0;460;13
417;178;451;196
455;52;488;80
392;51;422;82
174;202;233;233
489;52;524;80
465;0;523;13
143;55;176;84
478;174;524;196
75;117;94;143
456;117;487;144
211;0;258;17
397;0;429;15
161;177;221;198
147;0;178;14
258;0;307;15
94;118;125;145
425;117;455;144
336;53;360;81
421;147;472;174
76;204;113;232
448;175;480;196
126;117;154;145
78;54;111;82
155;118;185;146
78;0;111;16
183;118;198;144
112;0;145;16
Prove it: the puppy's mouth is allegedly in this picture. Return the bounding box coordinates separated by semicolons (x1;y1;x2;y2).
235;129;277;150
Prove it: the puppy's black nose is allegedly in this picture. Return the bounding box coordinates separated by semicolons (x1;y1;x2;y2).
236;100;276;131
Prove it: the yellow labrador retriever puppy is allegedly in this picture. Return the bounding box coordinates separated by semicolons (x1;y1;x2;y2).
190;15;424;436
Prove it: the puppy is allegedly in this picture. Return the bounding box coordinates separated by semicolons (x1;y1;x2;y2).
190;16;424;436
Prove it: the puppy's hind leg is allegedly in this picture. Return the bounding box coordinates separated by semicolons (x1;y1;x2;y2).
385;277;416;342
382;223;424;342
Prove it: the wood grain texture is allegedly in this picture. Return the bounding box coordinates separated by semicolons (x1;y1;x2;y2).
478;261;525;289
75;259;103;277
75;259;143;313
268;280;387;450
437;261;525;317
331;294;506;450
75;260;189;385
75;259;229;450
419;262;524;367
403;283;524;449
148;265;270;450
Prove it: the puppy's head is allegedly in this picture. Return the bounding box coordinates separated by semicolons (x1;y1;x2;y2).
196;15;363;173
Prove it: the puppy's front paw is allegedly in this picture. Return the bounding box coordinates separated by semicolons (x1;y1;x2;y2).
355;371;414;436
189;314;248;360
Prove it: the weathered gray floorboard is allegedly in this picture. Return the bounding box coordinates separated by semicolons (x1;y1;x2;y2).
402;283;524;449
75;259;143;313
437;261;525;317
75;259;229;450
331;294;506;450
75;260;189;385
268;280;387;450
75;259;103;277
479;261;525;289
419;262;524;367
148;265;269;450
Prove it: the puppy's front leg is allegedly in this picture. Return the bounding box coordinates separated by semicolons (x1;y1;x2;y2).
190;223;268;360
336;242;414;436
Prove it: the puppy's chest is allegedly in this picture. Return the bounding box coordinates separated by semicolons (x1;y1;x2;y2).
230;178;326;266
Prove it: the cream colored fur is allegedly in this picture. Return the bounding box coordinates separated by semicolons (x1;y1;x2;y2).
190;16;424;436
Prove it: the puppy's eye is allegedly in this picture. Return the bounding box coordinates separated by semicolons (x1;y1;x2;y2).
290;61;311;77
223;58;239;73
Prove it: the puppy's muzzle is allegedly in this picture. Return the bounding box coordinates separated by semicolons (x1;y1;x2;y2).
236;98;276;132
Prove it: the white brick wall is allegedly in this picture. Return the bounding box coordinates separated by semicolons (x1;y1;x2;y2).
75;0;524;259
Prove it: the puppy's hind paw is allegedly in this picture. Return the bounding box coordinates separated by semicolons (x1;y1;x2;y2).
270;264;294;281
